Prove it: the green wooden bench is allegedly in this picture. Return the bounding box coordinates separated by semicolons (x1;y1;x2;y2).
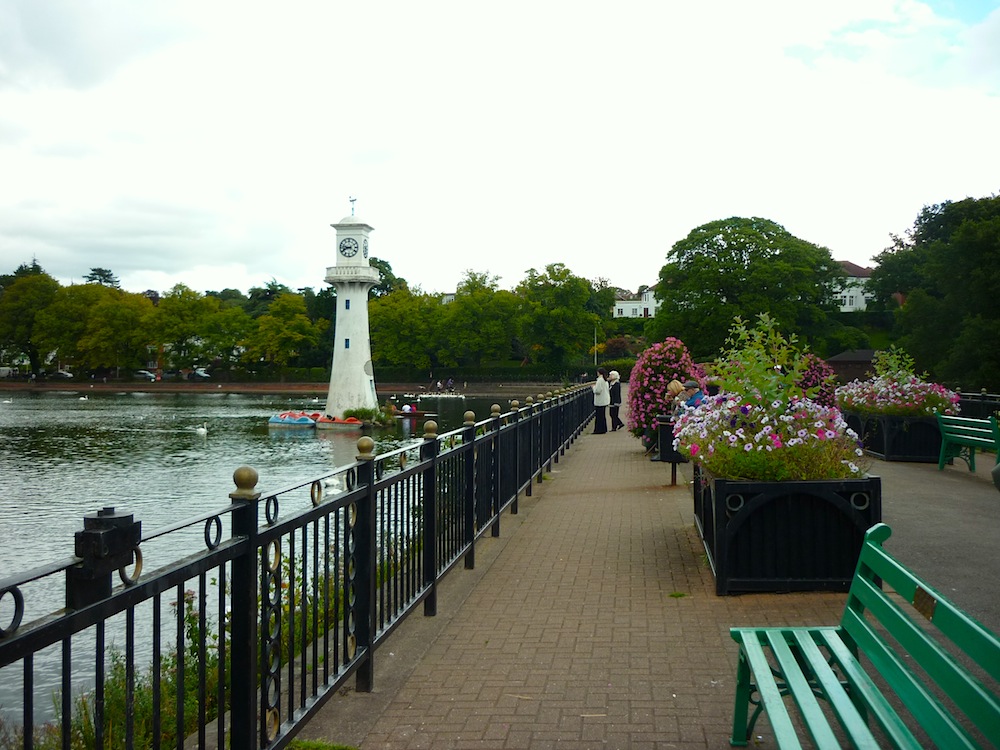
936;413;1000;471
729;523;1000;748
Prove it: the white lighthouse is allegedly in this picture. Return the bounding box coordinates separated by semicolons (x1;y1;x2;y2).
324;213;381;420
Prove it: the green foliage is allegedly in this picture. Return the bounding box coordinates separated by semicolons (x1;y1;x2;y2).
244;293;324;369
710;314;816;406
869;195;1000;389
516;264;600;366
0;273;60;372
871;345;916;378
369;289;445;369
83;268;120;287
648;217;845;361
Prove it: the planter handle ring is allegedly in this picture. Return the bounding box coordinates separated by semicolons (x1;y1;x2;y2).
725;493;745;513
850;492;870;511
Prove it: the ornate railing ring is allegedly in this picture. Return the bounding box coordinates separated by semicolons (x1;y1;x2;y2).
0;585;25;638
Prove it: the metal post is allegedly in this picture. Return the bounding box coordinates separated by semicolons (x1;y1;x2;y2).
421;421;439;616
354;436;377;692
228;466;260;750
463;411;477;570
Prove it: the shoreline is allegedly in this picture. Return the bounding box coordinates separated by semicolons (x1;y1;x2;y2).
0;380;571;399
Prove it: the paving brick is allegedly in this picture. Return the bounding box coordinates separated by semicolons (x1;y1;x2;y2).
295;394;1000;749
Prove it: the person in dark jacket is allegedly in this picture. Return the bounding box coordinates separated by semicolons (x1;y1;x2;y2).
608;370;625;431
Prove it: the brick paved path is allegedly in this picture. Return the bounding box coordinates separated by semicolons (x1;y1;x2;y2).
298;397;1000;749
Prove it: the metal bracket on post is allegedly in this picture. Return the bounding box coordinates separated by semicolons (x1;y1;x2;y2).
66;507;142;610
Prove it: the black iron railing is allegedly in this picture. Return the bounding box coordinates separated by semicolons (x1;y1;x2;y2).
0;387;593;749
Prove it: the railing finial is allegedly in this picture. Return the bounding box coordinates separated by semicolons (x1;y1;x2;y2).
356;436;375;460
230;466;260;501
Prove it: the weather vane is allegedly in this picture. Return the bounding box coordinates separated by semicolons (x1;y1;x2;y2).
349;196;356;216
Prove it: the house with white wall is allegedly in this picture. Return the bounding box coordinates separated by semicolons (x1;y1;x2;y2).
613;287;660;319
837;261;873;312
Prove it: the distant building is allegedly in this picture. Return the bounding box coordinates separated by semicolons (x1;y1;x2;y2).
837;261;873;312
613;287;660;319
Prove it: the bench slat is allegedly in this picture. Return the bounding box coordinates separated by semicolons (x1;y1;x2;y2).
841;606;980;749
765;631;844;748
855;533;1000;683
817;630;925;750
740;631;805;749
848;555;1000;743
730;524;1000;749
789;631;881;749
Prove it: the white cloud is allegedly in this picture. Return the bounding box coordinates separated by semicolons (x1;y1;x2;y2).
1;0;998;297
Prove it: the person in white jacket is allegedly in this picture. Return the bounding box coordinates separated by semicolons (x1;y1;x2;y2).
592;367;610;434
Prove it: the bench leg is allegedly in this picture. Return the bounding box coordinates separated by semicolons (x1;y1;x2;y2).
731;647;753;747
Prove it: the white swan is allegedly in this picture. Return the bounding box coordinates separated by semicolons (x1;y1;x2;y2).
79;395;89;401
1;398;11;404
195;422;208;435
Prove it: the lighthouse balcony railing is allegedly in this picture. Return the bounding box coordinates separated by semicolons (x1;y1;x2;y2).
0;385;593;749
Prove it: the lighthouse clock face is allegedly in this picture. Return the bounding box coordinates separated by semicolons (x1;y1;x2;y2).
339;238;359;258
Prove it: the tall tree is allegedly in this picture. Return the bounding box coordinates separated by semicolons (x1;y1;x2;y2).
516;264;600;367
77;291;156;373
154;284;221;368
34;283;115;370
368;257;406;297
243;293;324;369
443;272;520;366
647;217;846;360
84;268;121;287
0;273;60;373
886;196;1000;388
369;288;445;370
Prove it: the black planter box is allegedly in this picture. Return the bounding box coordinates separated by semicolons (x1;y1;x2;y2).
844;412;942;463
692;466;882;595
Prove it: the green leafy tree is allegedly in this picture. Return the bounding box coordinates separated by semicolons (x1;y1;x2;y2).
586;278;618;321
442;272;520;366
154;285;221;368
0;273;61;373
0;259;47;294
516;263;600;367
368;257;406;297
369;288;445;370
77;290;157;372
243;292;324;369
244;280;292;318
884;196;1000;388
34;283;117;369
647;217;846;360
201;306;256;369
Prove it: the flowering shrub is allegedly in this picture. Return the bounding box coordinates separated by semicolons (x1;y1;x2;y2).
834;346;960;417
674;314;869;481
626;337;704;434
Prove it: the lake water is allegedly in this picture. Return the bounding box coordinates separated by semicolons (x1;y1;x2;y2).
0;390;497;578
0;389;502;721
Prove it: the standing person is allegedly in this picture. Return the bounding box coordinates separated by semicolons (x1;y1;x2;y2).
592;367;610;434
608;370;625;431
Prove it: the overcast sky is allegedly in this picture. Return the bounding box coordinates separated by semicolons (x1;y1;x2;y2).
2;1;998;297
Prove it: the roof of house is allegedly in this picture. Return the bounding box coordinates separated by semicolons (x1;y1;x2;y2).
838;260;873;278
827;349;876;362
